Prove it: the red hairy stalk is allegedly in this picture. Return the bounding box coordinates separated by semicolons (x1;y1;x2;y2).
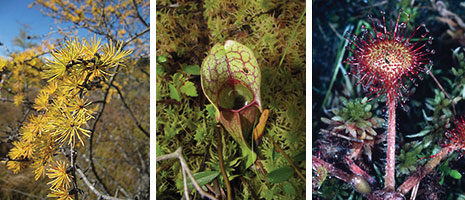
385;91;396;191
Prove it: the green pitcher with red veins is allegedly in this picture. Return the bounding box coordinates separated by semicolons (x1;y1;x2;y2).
201;40;263;167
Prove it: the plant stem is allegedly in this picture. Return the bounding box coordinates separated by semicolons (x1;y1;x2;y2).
424;67;457;116
217;125;232;200
265;134;306;182
312;156;351;183
397;146;452;195
385;90;397;191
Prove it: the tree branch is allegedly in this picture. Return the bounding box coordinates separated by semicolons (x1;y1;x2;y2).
111;84;149;137
88;66;122;195
122;28;149;48
81;152;131;198
70;143;79;200
3;188;46;200
76;167;128;200
132;0;149;28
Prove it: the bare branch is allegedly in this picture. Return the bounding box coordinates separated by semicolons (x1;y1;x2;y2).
132;0;149;28
2;188;46;200
81;152;132;198
122;28;149;48
70;143;79;200
88;66;122;195
76;167;129;200
111;84;149;137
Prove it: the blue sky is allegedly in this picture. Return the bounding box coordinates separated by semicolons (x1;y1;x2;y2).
0;0;91;56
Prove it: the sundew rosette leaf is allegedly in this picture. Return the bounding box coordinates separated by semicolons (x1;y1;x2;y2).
201;40;262;167
344;9;434;104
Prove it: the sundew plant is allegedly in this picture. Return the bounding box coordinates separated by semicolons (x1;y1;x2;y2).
314;1;465;199
156;0;306;199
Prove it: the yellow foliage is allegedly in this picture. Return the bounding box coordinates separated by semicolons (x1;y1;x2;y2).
47;187;74;200
3;36;133;198
47;161;72;190
5;160;29;174
13;94;24;107
0;57;6;71
34;91;50;111
5;0;149;197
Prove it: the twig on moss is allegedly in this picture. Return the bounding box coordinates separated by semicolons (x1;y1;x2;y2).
156;147;218;200
216;125;232;200
156;159;176;174
156;99;182;105
265;134;306;182
205;183;220;199
182;168;190;200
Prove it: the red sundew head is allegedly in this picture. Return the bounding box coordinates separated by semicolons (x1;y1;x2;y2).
442;117;465;157
344;9;434;103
